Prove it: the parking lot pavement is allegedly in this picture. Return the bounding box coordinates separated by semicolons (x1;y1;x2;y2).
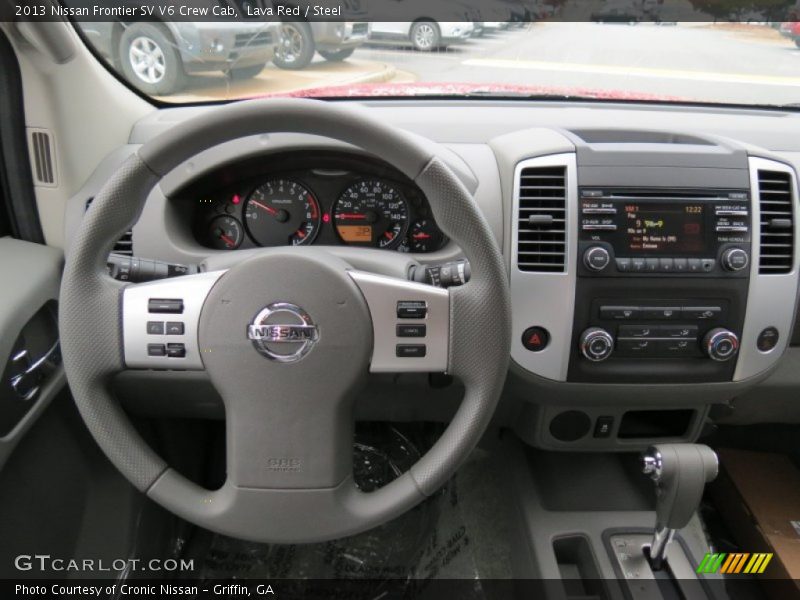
159;58;397;103
165;23;800;106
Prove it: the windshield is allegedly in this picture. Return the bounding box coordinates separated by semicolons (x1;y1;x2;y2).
67;2;800;107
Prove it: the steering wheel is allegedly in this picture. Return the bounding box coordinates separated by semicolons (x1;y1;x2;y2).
59;99;511;543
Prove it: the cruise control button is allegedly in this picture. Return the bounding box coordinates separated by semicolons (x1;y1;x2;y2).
148;298;184;314
166;322;185;335
600;306;639;320
397;324;426;338
166;343;186;358
396;344;426;358
641;307;680;320
681;306;721;320
146;321;164;335
147;344;166;357
397;301;427;319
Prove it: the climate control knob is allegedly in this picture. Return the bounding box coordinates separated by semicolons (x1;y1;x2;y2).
703;328;739;362
583;246;611;272
580;328;615;362
721;248;749;272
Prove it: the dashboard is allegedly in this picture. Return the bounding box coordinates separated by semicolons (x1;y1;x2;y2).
64;100;800;451
179;151;447;254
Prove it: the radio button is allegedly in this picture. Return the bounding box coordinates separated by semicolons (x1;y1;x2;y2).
600;306;639;320
641;307;680;320
681;306;721;320
687;259;703;273
631;257;647;272
659;258;674;272
615;258;631;272
673;258;688;272
701;259;716;272
645;258;659;272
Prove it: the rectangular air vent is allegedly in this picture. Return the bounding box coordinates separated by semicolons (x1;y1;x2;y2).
29;129;56;186
517;166;567;272
85;198;134;256
757;170;794;274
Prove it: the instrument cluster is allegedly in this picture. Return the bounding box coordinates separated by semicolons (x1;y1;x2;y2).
186;152;447;254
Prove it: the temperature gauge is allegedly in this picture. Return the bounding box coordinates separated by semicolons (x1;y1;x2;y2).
407;219;444;253
207;215;243;250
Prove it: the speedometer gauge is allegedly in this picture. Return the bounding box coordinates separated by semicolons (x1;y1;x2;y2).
245;179;321;246
333;180;409;249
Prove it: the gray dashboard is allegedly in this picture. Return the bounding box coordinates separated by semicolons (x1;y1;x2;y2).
66;99;800;450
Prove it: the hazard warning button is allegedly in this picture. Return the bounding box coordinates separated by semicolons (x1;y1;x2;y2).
522;326;550;352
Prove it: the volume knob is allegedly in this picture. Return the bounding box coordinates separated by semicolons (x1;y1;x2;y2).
584;246;611;272
703;328;739;362
580;328;614;362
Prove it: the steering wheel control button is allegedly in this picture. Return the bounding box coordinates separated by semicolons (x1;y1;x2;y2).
148;298;184;313
165;322;185;335
722;248;749;272
522;326;549;352
600;306;639;320
166;343;186;358
681;306;721;320
594;416;614;438
397;300;427;319
397;324;426;338
579;328;614;362
396;344;426;358
757;327;780;353
147;344;166;357
146;321;165;335
583;246;611;272
703;328;739;362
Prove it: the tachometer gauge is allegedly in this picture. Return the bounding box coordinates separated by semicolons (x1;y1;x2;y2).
407;219;444;253
245;179;321;246
207;215;243;250
333;179;409;249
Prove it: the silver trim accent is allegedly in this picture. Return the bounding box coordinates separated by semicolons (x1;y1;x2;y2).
348;270;449;373
734;158;800;381
122;270;226;370
510;154;577;381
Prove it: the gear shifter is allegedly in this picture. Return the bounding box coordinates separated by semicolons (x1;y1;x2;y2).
642;444;718;570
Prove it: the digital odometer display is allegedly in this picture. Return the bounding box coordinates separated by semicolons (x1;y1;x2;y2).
624;202;706;255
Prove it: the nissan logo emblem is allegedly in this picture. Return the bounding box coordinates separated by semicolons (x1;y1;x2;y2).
247;302;319;362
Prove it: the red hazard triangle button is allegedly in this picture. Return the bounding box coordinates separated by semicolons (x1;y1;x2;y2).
522;327;549;352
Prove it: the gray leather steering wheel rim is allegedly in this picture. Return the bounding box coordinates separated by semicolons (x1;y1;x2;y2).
59;98;511;543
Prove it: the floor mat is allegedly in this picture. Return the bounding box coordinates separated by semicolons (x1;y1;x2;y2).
184;424;513;599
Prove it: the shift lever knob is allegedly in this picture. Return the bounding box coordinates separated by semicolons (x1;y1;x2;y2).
642;444;718;569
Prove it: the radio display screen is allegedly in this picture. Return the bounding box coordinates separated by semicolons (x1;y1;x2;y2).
623;202;706;255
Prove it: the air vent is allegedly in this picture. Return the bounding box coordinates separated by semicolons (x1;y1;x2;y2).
757;170;794;274
29;129;56;186
85;198;134;256
517;166;567;272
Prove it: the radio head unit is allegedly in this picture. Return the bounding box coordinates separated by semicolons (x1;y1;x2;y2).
579;188;751;277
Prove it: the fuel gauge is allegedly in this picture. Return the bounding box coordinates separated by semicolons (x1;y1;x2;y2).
207;215;243;250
